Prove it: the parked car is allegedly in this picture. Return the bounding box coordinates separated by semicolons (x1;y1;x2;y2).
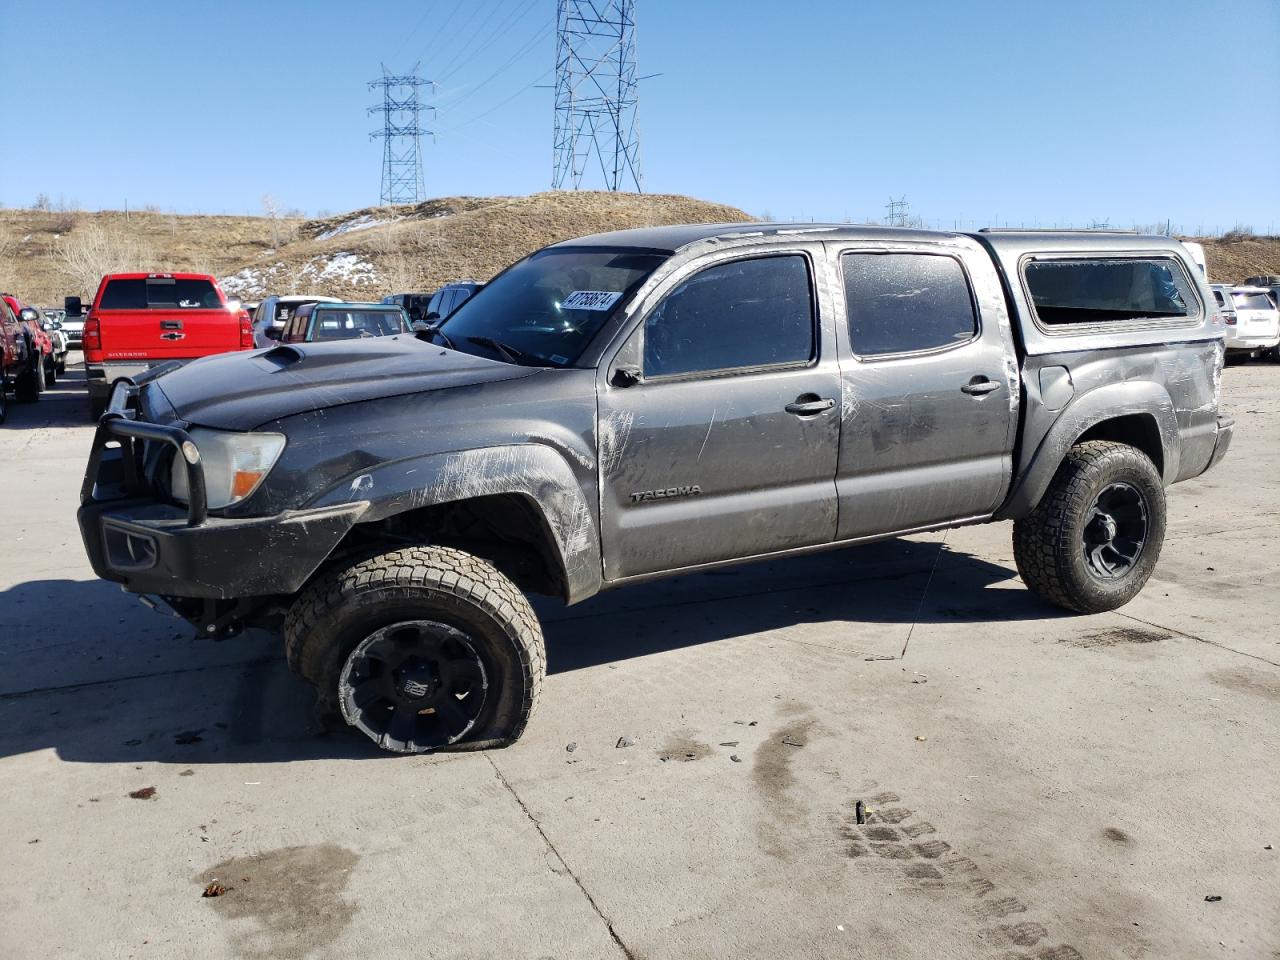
1209;282;1238;323
423;281;482;323
251;294;343;347
60;299;87;348
1;296;46;420
381;292;436;324
277;302;409;343
41;314;69;377
78;272;254;420
78;225;1231;754
1224;285;1280;362
1240;278;1280;361
2;293;53;387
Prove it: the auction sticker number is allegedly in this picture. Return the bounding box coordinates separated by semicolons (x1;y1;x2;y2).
562;290;623;311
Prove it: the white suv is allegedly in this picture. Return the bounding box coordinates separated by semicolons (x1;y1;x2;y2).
1225;286;1280;362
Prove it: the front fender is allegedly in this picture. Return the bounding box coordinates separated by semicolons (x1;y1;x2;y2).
310;444;602;604
997;380;1180;520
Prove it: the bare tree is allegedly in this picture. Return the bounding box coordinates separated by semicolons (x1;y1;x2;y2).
261;193;281;247
57;222;156;294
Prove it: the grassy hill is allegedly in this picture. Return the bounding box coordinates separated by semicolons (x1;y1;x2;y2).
2;194;1277;306
0;192;751;305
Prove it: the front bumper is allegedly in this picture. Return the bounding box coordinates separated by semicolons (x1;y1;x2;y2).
78;378;366;600
78;497;365;599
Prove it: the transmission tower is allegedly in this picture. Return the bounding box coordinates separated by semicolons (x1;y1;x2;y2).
885;195;910;227
368;63;433;205
552;0;642;192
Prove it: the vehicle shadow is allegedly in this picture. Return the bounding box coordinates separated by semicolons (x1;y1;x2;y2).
1;358;92;429
0;538;1056;765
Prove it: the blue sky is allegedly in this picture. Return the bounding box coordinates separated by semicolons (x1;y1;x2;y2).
1;0;1276;232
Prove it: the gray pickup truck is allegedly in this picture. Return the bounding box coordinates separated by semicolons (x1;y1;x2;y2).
78;224;1232;754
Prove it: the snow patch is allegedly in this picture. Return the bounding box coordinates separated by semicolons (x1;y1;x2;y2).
220;267;265;296
315;215;403;242
302;252;379;285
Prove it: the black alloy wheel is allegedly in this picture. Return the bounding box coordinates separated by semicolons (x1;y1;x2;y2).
338;620;488;753
1082;481;1149;581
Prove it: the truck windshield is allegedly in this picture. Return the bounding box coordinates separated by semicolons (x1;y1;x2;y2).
438;248;666;366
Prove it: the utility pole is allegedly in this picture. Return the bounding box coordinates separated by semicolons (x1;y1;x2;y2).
369;63;433;205
552;0;642;192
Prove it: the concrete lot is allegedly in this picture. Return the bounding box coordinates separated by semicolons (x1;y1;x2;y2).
1;356;1276;960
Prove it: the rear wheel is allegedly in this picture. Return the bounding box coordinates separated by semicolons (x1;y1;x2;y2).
284;545;545;754
44;355;57;385
1013;440;1166;614
15;358;43;403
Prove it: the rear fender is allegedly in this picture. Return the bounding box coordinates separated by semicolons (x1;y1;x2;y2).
310;444;601;603
997;380;1179;520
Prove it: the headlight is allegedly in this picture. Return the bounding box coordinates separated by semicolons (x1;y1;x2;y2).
170;429;286;509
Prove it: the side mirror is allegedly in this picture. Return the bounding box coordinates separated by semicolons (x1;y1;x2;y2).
19;307;39;322
611;364;641;388
424;311;441;323
263;327;281;341
64;296;83;317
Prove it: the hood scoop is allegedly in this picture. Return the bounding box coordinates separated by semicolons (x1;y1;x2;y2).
259;344;304;368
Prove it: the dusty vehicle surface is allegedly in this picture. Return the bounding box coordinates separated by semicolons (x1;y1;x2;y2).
80;272;254;419
77;224;1232;753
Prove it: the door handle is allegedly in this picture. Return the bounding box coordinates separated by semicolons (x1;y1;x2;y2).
785;395;835;416
160;320;183;330
961;378;1001;396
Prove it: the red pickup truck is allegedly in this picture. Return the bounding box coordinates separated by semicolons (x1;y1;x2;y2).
80;272;254;419
1;293;51;420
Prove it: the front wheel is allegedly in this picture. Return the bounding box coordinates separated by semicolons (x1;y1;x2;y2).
1013;440;1166;614
284;545;545;754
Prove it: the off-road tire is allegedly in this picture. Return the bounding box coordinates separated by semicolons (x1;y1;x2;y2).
1013;440;1166;614
284;545;545;753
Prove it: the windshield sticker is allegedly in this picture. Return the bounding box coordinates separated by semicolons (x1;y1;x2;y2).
562;290;623;311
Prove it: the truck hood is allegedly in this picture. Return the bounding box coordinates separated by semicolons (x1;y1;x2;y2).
149;336;541;431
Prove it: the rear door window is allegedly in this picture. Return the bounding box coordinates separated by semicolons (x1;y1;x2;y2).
643;254;814;378
841;252;977;356
1024;258;1198;326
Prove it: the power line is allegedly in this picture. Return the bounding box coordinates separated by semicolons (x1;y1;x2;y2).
436;20;555;114
435;0;543;86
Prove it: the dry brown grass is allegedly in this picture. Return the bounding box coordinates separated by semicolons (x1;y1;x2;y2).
0;192;750;305
4;194;1276;305
1194;235;1280;285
